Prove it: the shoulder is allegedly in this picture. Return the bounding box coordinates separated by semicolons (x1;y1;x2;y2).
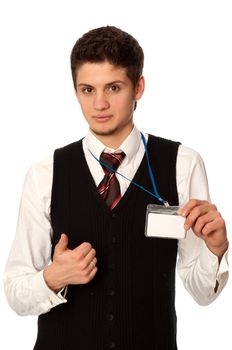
27;139;84;182
148;134;204;164
148;134;181;165
54;139;83;157
177;144;204;169
30;155;53;174
149;134;180;148
176;145;210;203
22;139;85;202
176;145;208;196
23;155;54;195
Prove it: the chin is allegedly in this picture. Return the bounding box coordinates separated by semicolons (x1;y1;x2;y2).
91;127;117;137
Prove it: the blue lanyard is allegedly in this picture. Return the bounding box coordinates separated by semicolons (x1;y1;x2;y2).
140;133;169;206
89;133;169;206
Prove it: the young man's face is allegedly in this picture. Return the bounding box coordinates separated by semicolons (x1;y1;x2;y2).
75;61;144;147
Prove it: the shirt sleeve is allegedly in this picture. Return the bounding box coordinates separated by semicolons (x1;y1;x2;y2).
176;146;229;305
3;160;67;316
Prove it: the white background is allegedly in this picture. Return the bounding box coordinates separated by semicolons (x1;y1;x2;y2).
0;0;231;349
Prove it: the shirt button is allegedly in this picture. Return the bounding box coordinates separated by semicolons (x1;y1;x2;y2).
109;342;116;348
108;314;114;321
112;213;116;218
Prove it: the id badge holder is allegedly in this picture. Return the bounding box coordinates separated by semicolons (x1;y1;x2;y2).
145;204;187;239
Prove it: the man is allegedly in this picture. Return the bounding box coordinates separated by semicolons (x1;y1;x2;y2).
4;26;229;349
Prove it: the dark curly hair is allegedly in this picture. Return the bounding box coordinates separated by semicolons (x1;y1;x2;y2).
70;26;144;90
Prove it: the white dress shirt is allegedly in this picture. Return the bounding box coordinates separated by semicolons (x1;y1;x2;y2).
4;126;229;316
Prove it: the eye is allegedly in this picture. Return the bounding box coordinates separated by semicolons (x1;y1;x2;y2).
82;86;93;94
108;84;120;92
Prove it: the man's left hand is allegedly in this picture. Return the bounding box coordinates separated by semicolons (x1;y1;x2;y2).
180;199;228;261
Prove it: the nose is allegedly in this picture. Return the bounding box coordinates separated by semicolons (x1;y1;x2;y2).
93;92;110;110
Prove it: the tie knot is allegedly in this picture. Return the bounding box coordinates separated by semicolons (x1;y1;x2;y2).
100;152;125;173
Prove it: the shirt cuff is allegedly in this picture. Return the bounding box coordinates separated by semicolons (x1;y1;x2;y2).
31;270;67;313
200;242;229;287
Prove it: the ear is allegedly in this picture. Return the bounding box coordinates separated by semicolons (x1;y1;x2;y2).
134;76;145;101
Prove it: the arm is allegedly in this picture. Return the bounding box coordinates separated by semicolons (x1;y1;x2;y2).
176;147;229;305
181;199;228;262
43;234;97;293
3;161;66;315
3;160;97;316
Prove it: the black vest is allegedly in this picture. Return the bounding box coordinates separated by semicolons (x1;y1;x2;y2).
34;135;180;350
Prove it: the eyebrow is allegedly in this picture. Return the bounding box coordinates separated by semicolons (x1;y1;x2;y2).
77;80;126;88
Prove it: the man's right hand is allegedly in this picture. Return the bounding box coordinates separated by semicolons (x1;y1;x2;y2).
43;233;97;293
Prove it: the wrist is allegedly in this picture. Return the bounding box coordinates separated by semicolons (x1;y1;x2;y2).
43;264;65;293
206;239;229;262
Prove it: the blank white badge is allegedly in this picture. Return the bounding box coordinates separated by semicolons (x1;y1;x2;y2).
145;204;186;239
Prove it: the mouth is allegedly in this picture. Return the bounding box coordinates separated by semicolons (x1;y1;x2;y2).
93;115;113;123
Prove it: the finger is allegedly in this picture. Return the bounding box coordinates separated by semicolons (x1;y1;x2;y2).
77;249;97;271
73;242;93;259
85;248;97;266
82;257;97;276
78;262;98;285
184;205;208;230
201;215;225;236
80;266;98;284
181;199;208;217
54;233;69;255
184;204;217;230
89;257;97;269
89;266;98;280
189;212;216;235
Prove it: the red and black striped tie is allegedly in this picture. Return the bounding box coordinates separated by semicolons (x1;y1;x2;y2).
98;152;126;210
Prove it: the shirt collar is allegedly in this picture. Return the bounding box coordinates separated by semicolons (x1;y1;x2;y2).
85;126;142;163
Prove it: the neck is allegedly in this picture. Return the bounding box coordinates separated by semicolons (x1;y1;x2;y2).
91;124;134;149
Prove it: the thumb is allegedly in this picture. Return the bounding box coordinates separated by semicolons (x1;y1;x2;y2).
55;233;69;255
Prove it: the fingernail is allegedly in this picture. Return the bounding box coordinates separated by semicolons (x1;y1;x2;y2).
177;208;182;215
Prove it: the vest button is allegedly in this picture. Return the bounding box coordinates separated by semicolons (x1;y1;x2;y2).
112;237;116;243
108;314;114;321
109;341;116;348
108;289;115;296
109;263;115;270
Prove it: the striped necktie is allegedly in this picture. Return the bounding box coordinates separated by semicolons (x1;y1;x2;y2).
97;152;126;210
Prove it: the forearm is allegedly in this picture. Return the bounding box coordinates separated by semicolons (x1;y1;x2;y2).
43;263;67;293
3;269;66;316
177;233;229;305
205;238;229;263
